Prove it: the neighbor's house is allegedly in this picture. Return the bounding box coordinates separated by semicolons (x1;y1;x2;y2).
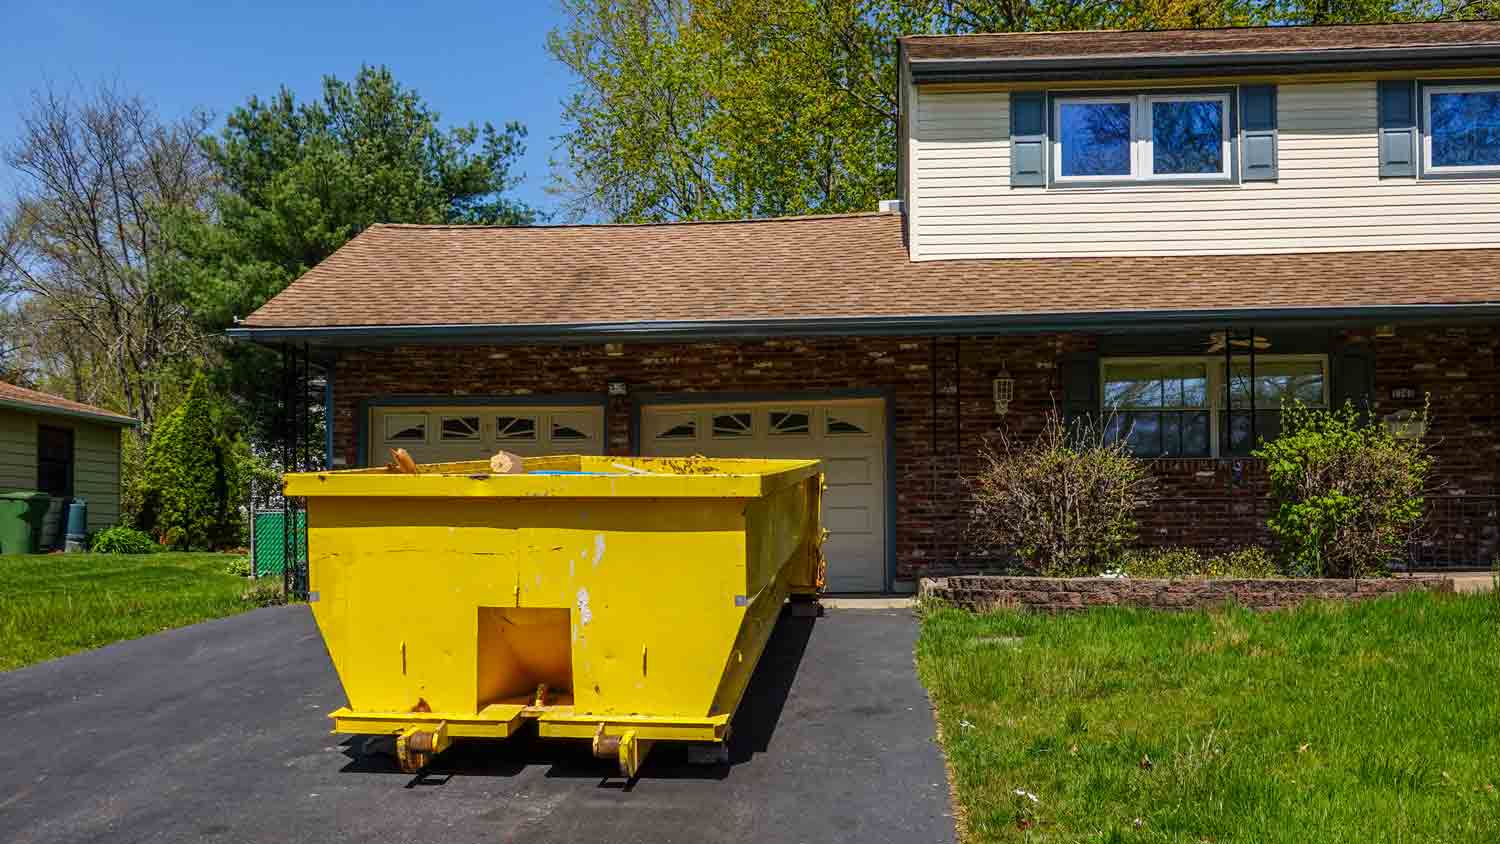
230;21;1500;592
0;381;134;548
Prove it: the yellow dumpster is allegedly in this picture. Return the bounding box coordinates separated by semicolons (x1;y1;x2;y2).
283;455;825;777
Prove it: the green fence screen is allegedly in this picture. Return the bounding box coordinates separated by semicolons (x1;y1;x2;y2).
252;510;306;578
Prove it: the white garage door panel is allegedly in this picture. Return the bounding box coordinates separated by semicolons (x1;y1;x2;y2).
825;506;872;532
369;404;605;465
822;457;871;484
640;399;887;593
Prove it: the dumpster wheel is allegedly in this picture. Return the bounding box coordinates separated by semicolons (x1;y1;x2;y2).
593;724;654;779
396;722;451;774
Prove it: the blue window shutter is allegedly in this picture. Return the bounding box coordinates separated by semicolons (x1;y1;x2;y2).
1060;351;1100;441
1333;347;1376;425
1378;80;1417;178
1239;85;1278;181
1010;92;1047;187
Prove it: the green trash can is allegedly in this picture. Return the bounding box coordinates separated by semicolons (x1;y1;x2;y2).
0;491;52;555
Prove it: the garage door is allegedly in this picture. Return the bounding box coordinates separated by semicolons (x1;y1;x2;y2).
368;404;605;466
640;398;887;593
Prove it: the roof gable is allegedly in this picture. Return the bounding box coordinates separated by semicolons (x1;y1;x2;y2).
903;21;1500;82
0;381;137;426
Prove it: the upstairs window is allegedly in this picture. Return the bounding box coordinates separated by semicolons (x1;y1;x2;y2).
1054;92;1232;184
1424;83;1500;175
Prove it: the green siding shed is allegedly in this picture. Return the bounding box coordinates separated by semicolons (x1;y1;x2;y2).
0;381;135;550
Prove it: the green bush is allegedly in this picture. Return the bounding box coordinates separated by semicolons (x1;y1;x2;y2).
137;374;243;550
241;578;288;607
968;411;1157;577
1119;547;1208;578
1255;400;1430;578
223;556;252;577
1217;546;1279;578
90;526;158;555
1120;546;1279;578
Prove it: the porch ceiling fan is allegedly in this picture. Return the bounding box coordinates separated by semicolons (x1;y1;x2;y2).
1205;330;1271;354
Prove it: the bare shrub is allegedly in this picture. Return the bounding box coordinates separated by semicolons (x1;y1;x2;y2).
968;411;1156;577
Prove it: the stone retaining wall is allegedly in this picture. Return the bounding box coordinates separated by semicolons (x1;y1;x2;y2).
919;575;1456;613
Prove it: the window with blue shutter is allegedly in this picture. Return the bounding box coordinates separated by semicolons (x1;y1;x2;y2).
1379;80;1417;178
1239;85;1278;181
1043;88;1238;186
1010;92;1047;187
1060;352;1100;442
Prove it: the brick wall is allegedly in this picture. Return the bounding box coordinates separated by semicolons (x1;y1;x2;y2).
330;324;1499;583
920;574;1456;612
1355;326;1500;565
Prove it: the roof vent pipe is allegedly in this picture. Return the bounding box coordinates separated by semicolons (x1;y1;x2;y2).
878;199;904;214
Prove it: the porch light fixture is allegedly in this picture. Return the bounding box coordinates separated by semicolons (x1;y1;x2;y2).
992;368;1015;416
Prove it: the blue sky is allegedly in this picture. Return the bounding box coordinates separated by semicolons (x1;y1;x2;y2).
0;0;575;215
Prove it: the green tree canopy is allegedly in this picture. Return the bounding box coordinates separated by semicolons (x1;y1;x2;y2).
163;65;541;451
168;64;539;329
548;0;1497;223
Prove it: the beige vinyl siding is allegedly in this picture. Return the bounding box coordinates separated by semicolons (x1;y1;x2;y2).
909;80;1500;260
0;408;124;544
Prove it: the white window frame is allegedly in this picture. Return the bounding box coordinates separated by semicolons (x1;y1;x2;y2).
1421;83;1500;176
767;408;814;437
1053;95;1137;182
438;414;482;442
494;414;540;442
382;413;428;444
548;412;596;444
1101;354;1328;458
1053;92;1233;184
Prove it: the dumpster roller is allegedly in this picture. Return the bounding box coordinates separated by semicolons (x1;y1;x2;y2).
284;455;825;777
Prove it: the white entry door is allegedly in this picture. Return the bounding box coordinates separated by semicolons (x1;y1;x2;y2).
369;404;605;465
640;398;887;593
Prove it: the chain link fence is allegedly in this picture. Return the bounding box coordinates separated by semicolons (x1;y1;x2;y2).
249;509;306;579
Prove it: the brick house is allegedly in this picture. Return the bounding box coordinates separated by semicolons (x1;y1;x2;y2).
232;22;1500;592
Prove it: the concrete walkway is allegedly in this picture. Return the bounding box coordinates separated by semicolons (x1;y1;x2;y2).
0;605;953;844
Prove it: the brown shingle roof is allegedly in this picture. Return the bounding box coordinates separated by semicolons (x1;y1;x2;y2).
903;21;1500;62
0;381;136;426
238;214;1500;334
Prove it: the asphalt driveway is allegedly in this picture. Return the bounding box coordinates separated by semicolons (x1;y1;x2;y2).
0;605;953;843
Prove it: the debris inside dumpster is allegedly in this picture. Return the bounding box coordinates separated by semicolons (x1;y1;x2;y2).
386;447;420;474
489;450;525;474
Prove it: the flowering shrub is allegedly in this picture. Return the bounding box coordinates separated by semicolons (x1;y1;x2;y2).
1255;401;1430;578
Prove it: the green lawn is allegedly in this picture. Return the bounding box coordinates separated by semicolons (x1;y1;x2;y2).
917;592;1500;843
0;552;253;671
